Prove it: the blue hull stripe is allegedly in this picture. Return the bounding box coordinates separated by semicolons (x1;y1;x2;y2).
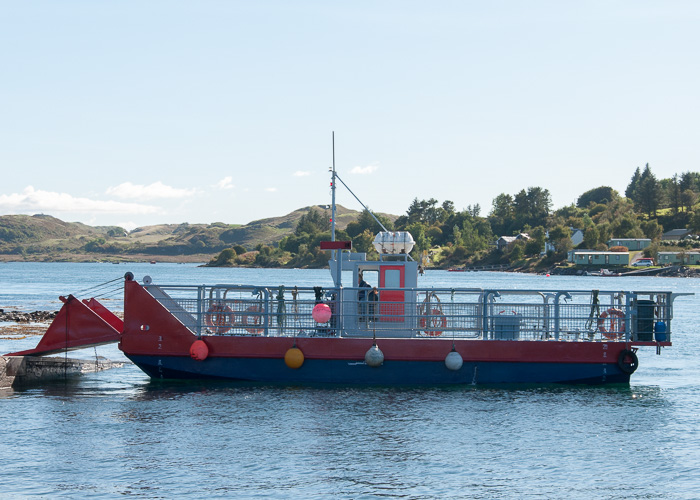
126;355;630;385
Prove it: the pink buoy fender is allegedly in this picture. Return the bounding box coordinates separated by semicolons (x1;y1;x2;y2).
312;303;332;323
190;339;209;361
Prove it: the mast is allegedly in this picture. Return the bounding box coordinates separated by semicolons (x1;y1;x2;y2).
331;131;337;244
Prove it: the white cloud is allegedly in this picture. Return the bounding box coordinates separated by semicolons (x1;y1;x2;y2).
349;164;379;175
0;186;160;214
265;187;278;192
293;171;311;177
215;176;234;190
106;181;197;199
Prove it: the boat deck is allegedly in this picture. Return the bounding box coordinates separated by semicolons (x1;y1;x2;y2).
144;283;677;344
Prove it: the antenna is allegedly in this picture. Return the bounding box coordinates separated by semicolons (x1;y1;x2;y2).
331;131;336;243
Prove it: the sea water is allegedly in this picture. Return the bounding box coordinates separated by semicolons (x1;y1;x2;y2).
0;262;699;498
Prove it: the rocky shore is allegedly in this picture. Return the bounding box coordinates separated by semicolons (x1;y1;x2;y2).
0;310;58;324
544;265;700;277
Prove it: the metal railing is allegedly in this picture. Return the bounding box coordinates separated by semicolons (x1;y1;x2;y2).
143;284;676;342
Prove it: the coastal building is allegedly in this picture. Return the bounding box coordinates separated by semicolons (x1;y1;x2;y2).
657;251;700;265
569;250;630;266
662;229;693;241
571;229;584;247
496;233;530;251
606;238;651;251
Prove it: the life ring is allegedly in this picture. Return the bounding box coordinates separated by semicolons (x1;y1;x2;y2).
419;308;446;336
204;303;233;333
242;305;264;334
617;349;638;374
598;308;626;339
499;310;517;315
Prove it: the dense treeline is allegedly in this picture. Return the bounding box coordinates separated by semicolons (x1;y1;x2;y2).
209;163;700;268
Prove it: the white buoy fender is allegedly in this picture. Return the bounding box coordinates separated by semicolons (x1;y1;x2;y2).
365;344;384;367
445;350;463;371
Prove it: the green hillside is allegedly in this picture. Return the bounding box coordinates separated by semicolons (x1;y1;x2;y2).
0;205;387;262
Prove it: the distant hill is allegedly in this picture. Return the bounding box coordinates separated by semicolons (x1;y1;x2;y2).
0;206;397;262
0;214;122;242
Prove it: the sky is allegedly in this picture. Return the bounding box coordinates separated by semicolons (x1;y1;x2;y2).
1;1;698;231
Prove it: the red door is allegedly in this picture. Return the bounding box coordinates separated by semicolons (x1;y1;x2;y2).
379;265;404;322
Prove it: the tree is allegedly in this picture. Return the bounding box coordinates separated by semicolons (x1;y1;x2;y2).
626;167;642;201
509;241;525;262
513;187;552;228
461;219;489;254
346;209;393;238
548;225;573;255
353;229;375;253
411;224;430;258
577;186;616;208
209;248;237;266
583;225;599;249
668;174;681;215
682;189;698;213
637;163;662;217
295;208;329;236
489;193;515;235
490;193;514;219
527;187;552;226
426;226;443;243
690;211;700;233
452;225;462;246
640;220;663;240
680;171;700;208
525;226;546;256
405;198;422;224
442;200;456;216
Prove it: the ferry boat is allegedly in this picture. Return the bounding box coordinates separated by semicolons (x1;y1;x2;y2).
115;251;685;385
6;162;691;385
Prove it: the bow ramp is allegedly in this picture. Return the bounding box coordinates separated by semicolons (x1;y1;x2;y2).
4;295;123;357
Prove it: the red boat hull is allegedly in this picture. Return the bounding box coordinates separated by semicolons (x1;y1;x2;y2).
119;281;642;385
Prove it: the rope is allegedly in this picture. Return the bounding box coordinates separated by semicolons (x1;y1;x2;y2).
93;284;124;300
291;286;301;334
276;285;286;329
585;290;600;332
73;276;124;297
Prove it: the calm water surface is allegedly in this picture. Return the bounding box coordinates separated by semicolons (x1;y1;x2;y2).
1;263;699;498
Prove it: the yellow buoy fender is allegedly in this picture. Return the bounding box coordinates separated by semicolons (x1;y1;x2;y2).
285;347;304;369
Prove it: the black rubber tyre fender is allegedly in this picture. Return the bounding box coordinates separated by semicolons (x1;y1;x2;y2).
617;349;639;374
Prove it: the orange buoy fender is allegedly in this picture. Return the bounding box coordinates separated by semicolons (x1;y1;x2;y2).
190;339;209;361
285;346;304;369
